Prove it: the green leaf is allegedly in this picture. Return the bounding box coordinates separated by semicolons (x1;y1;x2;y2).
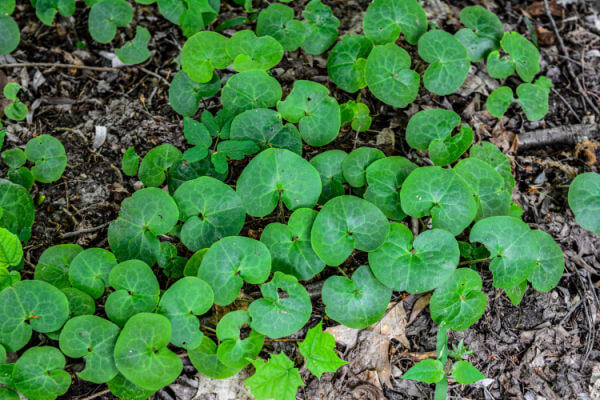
107;374;156;400
486;50;515;79
184;117;212;147
108;187;179;265
402;359;445;383
88;0;133;44
168;158;227;193
0;344;5;364
322;265;391;329
2;148;26;169
340;100;372;132
35;0;75;25
157;242;186;278
25;135;67;183
0;16;19;55
216;310;264;368
236;148;321;217
341;146;385;188
138;143;182;187
157;276;213;349
58;315;120;383
188;336;241;379
105;260;160;326
12;346;70;400
499;32;540;82
452;360;485;385
62;287;96;318
0;280;69;352
68;248;117;299
181;31;232;83
568;172;600;234
246;353;304;400
179;0;219;37
217;140;261;159
121;147;139;176
0;269;20;292
114;313;183;391
115;26;151;65
470;216;538;288
529;230;564;292
277;80;341;146
169;70;221;117
515;76;553;121
0;227;22;269
0;0;15;14
227;30;283;72
365;42;420;107
368;223;459;293
309;150;347;204
0;179;34;242
486;86;514;118
311;195;389;266
230;108;302;154
249;272;312;338
7;167;33;189
405;109;473;166
301;0;339;55
364;156;417;220
174;176;245;251
327;35;372;93
469;142;514;192
505;280;527;306
197;236;271;306
34;244;83;289
363;0;427;45
221;70;282;115
298;320;347;379
430;268;487;330
256;3;305;51
400;166;477;235
456;6;503;62
260;208;325;281
418;30;470;95
455;158;512;219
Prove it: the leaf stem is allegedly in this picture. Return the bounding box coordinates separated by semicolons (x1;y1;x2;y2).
200;324;216;333
336;266;350;279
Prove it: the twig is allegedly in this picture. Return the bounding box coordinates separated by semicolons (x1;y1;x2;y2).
543;0;600;116
395;351;437;361
516;123;600;151
59;222;110;239
79;388;110;400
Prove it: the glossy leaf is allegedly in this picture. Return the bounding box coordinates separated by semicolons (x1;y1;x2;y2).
310;150;347;204
496;32;540;82
188;336;241;379
456;6;503;61
327;35;372;93
298;320;347;379
341;146;385;188
68;248;117;299
12;346;70;400
301;0;339;55
115;26;151;65
452;360;485;384
568;172;600;234
221;70;282;115
0;227;22;269
0;179;34;242
181;31;232;83
24;135;67;183
169;70;221;117
363;0;427;45
469;142;515;192
230;108;302;154
402;359;444;383
227;30;283;72
34;244;83;289
256;3;305;51
88;0;133;44
138;144;182;187
529;230;564;292
216;310;264;369
246;352;304;400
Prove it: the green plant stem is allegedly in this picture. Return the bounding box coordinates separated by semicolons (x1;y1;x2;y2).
200;324;216;333
336;266;349;279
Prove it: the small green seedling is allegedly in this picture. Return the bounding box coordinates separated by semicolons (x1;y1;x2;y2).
486;32;540;82
301;0;339;55
340;100;372;132
88;0;133;44
34;0;75;26
568;172;600;234
256;3;305;51
25;135;68;183
363;0;427;45
116;26;151;65
215;310;264;369
455;6;504;62
486;76;553;121
188;336;241;379
327;35;372;93
3;83;27;121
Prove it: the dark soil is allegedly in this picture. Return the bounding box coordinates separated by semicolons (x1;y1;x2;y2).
1;0;599;399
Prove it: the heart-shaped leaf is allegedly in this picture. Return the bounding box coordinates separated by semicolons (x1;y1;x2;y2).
322;265;391;329
298;320;347;379
105;260;160;326
340;100;372;132
363;0;427;45
400;166;477;235
68;248;117;299
227;30;283;72
0;280;69;351
469;142;514;192
401;359;444;383
178;0;220;37
88;0;133;44
0;179;34;242
260;208;325;281
568;172;600;234
181;31;232;83
301;0;339;55
515;76;553;121
341;146;385;188
365;42;420;107
221;70;282;115
24;135;67;183
487;32;540;82
256;3;305;51
157;276;213;349
237;148;322;217
418;30;470;95
216;310;264;368
2;148;26;169
0;16;19;55
108;188;179;265
249;272;312;338
174;176;245;252
121;147;139;176
12;346;70;400
455;158;512;219
34;244;83;289
114;313;183;391
485;86;514;118
309;150;347;204
58;315;120;383
168;157;227;193
197;236;271;306
469;216;538;288
529;230;564;292
169;70;221;117
430;268;487;331
116;26;151;65
188;336;241;379
277;80;341;146
61;287;95;318
364;156;417;220
230;108;302;154
455;6;503;62
0;227;22;269
138;144;182;187
327;35;372;93
311;195;389;266
368;223;459;293
107;373;155;400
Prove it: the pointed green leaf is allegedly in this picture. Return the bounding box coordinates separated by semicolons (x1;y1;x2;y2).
298;321;347;379
402;359;445;383
452;360;485;384
246;353;304;400
505;280;527;306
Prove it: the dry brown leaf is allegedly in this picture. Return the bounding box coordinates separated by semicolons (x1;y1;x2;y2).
526;1;562;17
408;293;431;325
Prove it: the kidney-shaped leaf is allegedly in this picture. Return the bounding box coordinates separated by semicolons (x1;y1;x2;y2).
363;0;427;45
138;144;182;187
169;70;221;117
33;244;83;289
310;150;347;205
230;108;302;154
327;35;372;93
221;70;282;115
568;172;600;234
12;346;70;400
256;3;305;51
88;0;133;44
25;134;67;183
68;248;117;299
455;5;503;62
0;179;34;242
116;26;151;65
493;32;540;82
216;310;264;369
301;0;339;55
249;272;312;338
114;313;183;391
341;146;385;188
227;30;283;72
188;336;241;379
529;230;564;292
181;31;232;83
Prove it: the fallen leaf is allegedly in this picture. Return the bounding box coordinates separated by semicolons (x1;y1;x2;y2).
408;293;431;325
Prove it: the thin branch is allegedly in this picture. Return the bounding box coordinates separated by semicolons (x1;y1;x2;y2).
79;388;110;400
59;222;110;239
517;123;600;151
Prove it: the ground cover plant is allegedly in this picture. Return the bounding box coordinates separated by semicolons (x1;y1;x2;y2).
0;0;598;399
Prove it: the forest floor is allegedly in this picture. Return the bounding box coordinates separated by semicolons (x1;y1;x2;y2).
1;0;600;399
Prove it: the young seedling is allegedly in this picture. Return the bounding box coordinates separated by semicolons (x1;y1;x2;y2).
256;3;305;51
363;0;427;45
88;0;133;44
327;35;372;93
245;352;304;400
116;26;151;65
568;172;600;234
3;83;27;121
301;0;339;55
35;0;75;26
215;310;264;368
